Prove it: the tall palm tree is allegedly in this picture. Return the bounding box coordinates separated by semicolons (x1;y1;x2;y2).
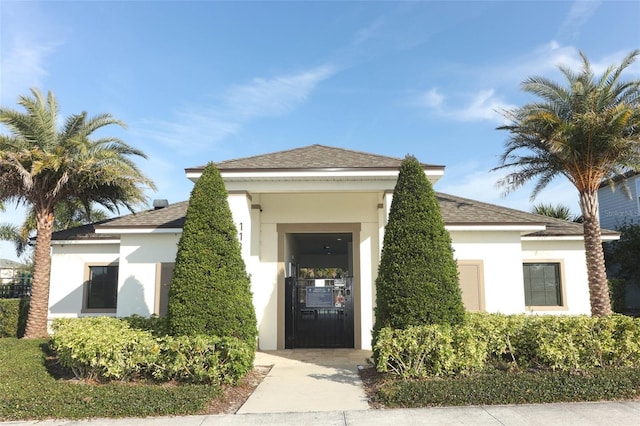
494;50;640;316
531;203;581;222
1;200;110;258
0;88;155;337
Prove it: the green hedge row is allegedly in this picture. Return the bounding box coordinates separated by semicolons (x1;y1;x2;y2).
0;298;28;338
0;338;222;421
375;367;640;407
374;313;640;378
51;317;253;385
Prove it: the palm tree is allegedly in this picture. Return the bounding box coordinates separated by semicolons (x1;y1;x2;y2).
531;203;581;222
1;200;110;259
494;50;640;316
0;88;155;337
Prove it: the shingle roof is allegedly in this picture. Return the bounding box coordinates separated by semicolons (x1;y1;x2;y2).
185;144;444;172
437;192;617;237
52;195;615;241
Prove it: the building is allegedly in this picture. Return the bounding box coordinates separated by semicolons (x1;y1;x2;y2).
598;172;640;230
48;145;617;350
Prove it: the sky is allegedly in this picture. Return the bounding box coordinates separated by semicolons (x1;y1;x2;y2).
1;0;639;262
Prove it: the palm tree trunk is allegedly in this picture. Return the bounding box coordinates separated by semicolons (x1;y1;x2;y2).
579;190;612;316
23;208;54;338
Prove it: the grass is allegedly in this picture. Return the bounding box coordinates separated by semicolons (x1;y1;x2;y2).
0;338;222;421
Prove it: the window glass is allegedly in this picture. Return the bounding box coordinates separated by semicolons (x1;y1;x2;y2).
86;265;118;310
523;263;561;306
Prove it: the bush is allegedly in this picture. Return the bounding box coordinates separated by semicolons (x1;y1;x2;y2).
374;313;640;378
0;338;222;421
123;314;169;336
375;367;640;407
51;317;159;381
50;317;254;385
609;278;626;313
0;298;29;338
168;163;257;353
373;156;464;340
152;335;253;384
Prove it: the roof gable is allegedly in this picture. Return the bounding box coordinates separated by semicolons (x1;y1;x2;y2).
185;144;443;172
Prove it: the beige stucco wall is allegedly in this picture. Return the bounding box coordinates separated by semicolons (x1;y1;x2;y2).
243;192;381;350
49;242;120;322
450;231;526;314
116;233;180;317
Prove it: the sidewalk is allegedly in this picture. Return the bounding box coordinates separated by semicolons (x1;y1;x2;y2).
2;349;640;425
3;402;640;425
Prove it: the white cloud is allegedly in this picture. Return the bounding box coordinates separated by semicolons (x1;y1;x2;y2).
456;89;515;122
558;1;602;41
137;65;336;151
418;88;515;123
225;65;336;118
438;162;581;214
418;88;444;108
0;4;61;105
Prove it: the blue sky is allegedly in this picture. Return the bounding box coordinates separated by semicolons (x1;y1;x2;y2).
1;0;639;261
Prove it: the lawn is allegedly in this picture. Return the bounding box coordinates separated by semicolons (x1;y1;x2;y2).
0;338;226;420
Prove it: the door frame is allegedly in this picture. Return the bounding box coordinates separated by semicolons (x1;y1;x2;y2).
276;223;361;349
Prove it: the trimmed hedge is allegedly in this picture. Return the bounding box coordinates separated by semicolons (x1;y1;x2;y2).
0;338;222;421
374;156;464;337
51;317;253;385
168;163;257;352
0;298;29;338
374;313;640;378
375;367;640;407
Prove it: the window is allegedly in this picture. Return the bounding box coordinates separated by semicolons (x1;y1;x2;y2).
83;265;118;312
523;262;562;307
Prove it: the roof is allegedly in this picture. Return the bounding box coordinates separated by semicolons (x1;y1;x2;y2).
185;144;444;173
52;194;615;241
0;258;25;269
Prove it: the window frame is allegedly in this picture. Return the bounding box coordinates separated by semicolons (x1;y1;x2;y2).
522;260;567;311
82;263;119;314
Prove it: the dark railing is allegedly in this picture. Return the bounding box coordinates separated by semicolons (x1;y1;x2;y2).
0;283;31;299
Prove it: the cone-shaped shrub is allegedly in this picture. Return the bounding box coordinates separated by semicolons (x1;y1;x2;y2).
374;155;464;337
168;163;257;351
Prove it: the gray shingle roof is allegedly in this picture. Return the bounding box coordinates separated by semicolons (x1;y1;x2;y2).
52;194;614;241
185;144;444;172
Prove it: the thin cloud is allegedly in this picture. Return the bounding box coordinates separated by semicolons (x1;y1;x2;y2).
225;65;336;118
418;88;514;123
557;1;602;41
438;163;580;213
418;88;444;108
137;65;336;151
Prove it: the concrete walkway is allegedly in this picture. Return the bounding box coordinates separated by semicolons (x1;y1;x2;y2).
238;349;371;413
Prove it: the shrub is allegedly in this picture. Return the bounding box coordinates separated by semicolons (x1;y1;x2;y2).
168;163;257;353
50;317;254;385
609;278;626;313
374;313;640;379
375;367;640;407
373;156;464;341
123;314;169;336
0;338;222;421
152;335;253;384
0;298;29;338
51;317;159;381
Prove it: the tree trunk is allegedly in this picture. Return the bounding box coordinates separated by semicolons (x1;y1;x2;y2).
579;190;612;316
23;208;55;338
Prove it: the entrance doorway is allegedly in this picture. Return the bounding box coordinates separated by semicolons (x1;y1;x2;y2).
284;233;355;348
